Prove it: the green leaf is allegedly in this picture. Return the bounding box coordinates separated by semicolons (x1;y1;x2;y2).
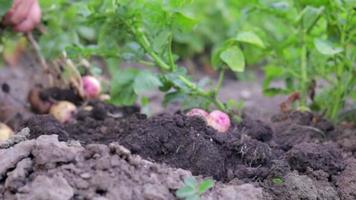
220;46;245;72
172;11;197;32
314;38;343;55
226;99;245;111
163;91;184;106
110;69;139;105
272;177;284;185
263;88;290;96
299;6;324;32
198;179;214;194
152;31;171;54
176;186;196;198
165;0;193;11
236;31;265;48
264;65;285;78
164;67;191;91
133;71;162;94
184;177;198;188
0;1;12;17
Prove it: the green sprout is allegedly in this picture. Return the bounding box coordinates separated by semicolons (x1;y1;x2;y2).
176;177;215;200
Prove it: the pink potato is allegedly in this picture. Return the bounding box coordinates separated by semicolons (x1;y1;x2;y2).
206;110;231;133
82;76;101;99
186;108;209;119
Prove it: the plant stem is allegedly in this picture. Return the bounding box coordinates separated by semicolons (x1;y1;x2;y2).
134;27;227;111
215;70;225;93
178;75;226;111
300;29;308;109
135;29;171;71
168;34;177;71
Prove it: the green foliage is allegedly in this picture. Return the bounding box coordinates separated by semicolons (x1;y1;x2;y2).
314;38;343;55
176;177;214;200
236;31;266;48
251;0;355;120
52;0;264;112
1;0;353;121
272;177;284;185
219;46;245;72
0;0;12;17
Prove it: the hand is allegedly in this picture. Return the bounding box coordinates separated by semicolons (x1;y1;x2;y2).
3;0;41;32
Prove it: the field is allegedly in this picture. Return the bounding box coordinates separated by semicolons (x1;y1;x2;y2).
0;1;355;200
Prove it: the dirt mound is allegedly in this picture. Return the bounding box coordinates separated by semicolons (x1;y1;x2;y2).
0;134;268;200
25;110;277;181
21;108;356;199
286;142;345;174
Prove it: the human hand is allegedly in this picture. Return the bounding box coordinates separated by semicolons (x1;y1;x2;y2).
3;0;41;32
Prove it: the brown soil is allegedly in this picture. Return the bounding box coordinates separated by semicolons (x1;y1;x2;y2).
0;133;269;200
19;101;356;199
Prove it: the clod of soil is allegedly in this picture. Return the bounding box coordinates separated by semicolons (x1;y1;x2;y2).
335;158;356;199
39;87;83;105
0;134;269;200
286;142;345;174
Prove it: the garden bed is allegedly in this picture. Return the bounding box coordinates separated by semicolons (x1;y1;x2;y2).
1;98;355;199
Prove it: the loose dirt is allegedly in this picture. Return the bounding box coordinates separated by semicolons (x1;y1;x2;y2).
18;103;356;199
0;133;269;200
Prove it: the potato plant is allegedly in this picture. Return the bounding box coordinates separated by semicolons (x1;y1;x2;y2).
0;0;354;122
237;0;356;120
61;0;266;114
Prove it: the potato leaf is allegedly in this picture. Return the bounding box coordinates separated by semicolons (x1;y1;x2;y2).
314;38;343;56
198;179;214;194
220;46;245;72
172;11;197;32
183;176;198;188
300;6;324;32
236;31;265;48
0;1;12;17
110;69;139;105
133;71;162;94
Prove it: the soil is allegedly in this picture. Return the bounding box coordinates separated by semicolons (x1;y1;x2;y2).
0;133;269;200
18;100;356;199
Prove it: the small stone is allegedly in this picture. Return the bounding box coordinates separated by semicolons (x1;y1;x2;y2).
80;173;91;179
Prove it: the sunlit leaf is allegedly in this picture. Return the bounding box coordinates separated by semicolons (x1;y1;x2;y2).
198;179;214;194
236;31;265;48
220;46;245;72
314;38;343;55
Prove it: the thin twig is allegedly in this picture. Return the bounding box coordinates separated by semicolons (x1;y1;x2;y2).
26;32;53;86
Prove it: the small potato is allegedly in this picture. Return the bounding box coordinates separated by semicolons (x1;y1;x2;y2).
49;101;77;123
0;123;14;141
206;110;231;133
186;108;209;119
82;76;101;99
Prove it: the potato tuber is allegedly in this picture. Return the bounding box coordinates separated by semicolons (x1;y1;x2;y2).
82;75;101;99
206;110;231;133
49;101;77;123
0;123;14;141
186;108;209;119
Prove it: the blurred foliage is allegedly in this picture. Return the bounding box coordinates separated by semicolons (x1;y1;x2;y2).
0;0;354;120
